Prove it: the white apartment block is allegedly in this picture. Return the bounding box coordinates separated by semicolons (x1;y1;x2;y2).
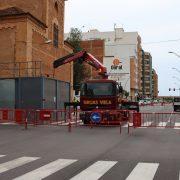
82;28;140;98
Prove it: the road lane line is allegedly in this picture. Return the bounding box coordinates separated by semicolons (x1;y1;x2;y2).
168;111;174;123
13;159;77;180
0;156;39;174
156;122;168;129
126;162;159;180
0;155;6;158
156;111;174;129
70;161;117;180
122;123;128;127
174;122;180;129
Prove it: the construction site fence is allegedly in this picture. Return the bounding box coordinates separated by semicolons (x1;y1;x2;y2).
128;111;180;133
0;108;134;133
0;109;71;128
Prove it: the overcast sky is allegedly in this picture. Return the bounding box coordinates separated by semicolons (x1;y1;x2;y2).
65;0;180;96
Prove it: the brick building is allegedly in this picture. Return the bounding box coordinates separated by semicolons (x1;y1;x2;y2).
80;39;105;79
0;0;73;108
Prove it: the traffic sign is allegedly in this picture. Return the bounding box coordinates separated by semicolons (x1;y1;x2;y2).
90;112;101;123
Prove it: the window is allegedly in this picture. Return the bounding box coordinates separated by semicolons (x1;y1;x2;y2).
53;24;59;48
145;77;150;81
81;82;116;96
55;1;58;13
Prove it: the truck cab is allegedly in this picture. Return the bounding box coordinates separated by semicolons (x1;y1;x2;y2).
80;79;122;111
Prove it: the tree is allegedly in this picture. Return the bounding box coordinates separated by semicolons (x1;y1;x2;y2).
124;90;129;98
66;28;89;91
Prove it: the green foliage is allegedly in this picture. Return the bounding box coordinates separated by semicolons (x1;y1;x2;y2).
66;28;82;53
124;90;129;98
66;28;89;90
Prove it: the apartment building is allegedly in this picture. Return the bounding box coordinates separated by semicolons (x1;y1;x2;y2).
152;69;158;98
141;51;153;97
81;28;142;99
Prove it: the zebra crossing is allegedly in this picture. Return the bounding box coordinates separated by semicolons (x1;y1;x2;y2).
0;154;179;180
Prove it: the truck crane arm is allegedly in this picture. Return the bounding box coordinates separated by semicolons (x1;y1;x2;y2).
53;50;108;79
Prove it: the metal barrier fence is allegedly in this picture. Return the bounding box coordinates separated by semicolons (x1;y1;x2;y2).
128;112;180;133
139;102;172;107
0;109;71;129
66;109;135;134
0;108;133;133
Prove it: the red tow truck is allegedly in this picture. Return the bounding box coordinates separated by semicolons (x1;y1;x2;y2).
53;50;139;124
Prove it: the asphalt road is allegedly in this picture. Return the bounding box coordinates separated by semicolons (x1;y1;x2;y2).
0;104;179;180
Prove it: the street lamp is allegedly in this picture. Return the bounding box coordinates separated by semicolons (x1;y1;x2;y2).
174;82;180;96
172;67;180;73
168;51;180;58
174;82;180;86
172;76;180;82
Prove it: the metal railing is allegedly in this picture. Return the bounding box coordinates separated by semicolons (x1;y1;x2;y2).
0;61;42;78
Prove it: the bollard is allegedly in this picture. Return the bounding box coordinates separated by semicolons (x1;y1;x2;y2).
68;122;71;132
90;121;93;129
128;123;130;134
25;118;28;130
119;123;121;134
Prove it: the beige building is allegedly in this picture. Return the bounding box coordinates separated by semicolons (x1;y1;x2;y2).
0;0;73;83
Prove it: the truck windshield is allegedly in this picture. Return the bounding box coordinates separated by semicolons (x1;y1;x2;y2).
81;82;115;96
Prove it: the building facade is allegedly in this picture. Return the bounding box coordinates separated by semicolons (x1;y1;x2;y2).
80;39;105;79
141;51;153;97
81;28;142;99
152;69;158;98
0;0;73;108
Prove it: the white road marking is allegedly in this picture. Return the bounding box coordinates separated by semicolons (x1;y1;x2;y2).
13;159;77;180
138;127;147;129
0;157;39;174
122;123;128;127
126;162;159;180
168;111;174;123
179;171;180;180
140;121;151;128
174;122;180;130
0;123;16;125
70;161;117;180
0;155;6;158
157;122;168;129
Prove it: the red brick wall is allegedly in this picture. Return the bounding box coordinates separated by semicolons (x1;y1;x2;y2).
80;40;104;79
